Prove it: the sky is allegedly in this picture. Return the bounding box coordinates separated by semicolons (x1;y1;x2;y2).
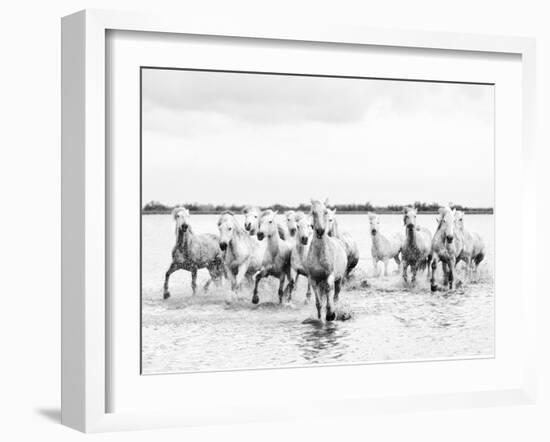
141;68;494;207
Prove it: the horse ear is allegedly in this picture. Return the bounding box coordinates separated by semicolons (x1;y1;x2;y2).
438;207;445;215
273;210;278;216
332;208;337;214
324;198;330;207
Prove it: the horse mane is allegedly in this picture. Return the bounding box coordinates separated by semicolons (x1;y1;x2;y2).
330;217;341;237
259;209;273;221
230;213;249;238
435;206;454;232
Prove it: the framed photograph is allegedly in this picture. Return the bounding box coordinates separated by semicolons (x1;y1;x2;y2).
61;9;537;432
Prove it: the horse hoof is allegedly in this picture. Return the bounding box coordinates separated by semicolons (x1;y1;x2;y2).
251;295;259;304
430;284;438;292
326;311;336;322
163;292;170;300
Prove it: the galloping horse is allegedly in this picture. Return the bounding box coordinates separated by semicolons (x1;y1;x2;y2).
326;206;360;277
253;210;293;304
218;211;264;293
305;199;348;321
430;206;463;291
401;207;432;286
163;207;224;299
454;210;485;281
288;211;313;302
368;212;404;277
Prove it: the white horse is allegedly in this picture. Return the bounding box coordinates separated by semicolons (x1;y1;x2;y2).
163;207;225;299
287;211;313;302
401;207;432;286
454;210;485;281
218;211;263;293
326;206;360;277
430;206;463;291
253;210;293;304
368;212;404;277
285;210;298;239
305;199;348;321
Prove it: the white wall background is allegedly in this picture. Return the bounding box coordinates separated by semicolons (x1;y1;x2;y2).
0;1;547;441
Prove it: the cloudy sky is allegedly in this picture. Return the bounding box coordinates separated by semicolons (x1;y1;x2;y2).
142;68;494;207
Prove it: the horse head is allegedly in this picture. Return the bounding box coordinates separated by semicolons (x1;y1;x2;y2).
295;211;312;246
285;210;297;236
438;206;456;244
310;199;330;239
257;210;278;241
403;207;418;233
172;206;191;234
217;211;237;251
368;212;379;236
242;206;261;235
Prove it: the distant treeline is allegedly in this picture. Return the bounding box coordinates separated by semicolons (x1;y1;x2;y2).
142;200;493;215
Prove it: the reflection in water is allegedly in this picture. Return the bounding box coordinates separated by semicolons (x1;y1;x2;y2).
300;322;350;363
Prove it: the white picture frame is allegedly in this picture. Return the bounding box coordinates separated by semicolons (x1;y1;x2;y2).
61;9;537;433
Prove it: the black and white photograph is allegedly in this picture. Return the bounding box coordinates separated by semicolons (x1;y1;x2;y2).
140;68;494;374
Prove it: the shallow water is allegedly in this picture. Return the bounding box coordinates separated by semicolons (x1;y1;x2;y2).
141;214;494;374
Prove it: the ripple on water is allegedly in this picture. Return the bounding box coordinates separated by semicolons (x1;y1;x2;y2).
141;269;494;374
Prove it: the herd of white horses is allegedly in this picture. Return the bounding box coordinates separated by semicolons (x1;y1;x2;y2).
162;199;485;322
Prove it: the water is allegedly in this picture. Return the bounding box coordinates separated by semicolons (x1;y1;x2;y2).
141;214;494;374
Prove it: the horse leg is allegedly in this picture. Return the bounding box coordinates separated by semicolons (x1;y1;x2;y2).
402;261;409;285
278;274;286;304
383;259;389;277
227;267;237;292
163;262;179;299
430;256;438;292
284;268;297;302
252;268;267;304
448;257;456;289
325;276;336;322
203;277;212;292
334;278;342;304
305;275;312;304
190;268;198;295
442;262;449;286
411;262;418;285
310;280;322;320
394;254;402;275
234;260;250;292
372;259;379;277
